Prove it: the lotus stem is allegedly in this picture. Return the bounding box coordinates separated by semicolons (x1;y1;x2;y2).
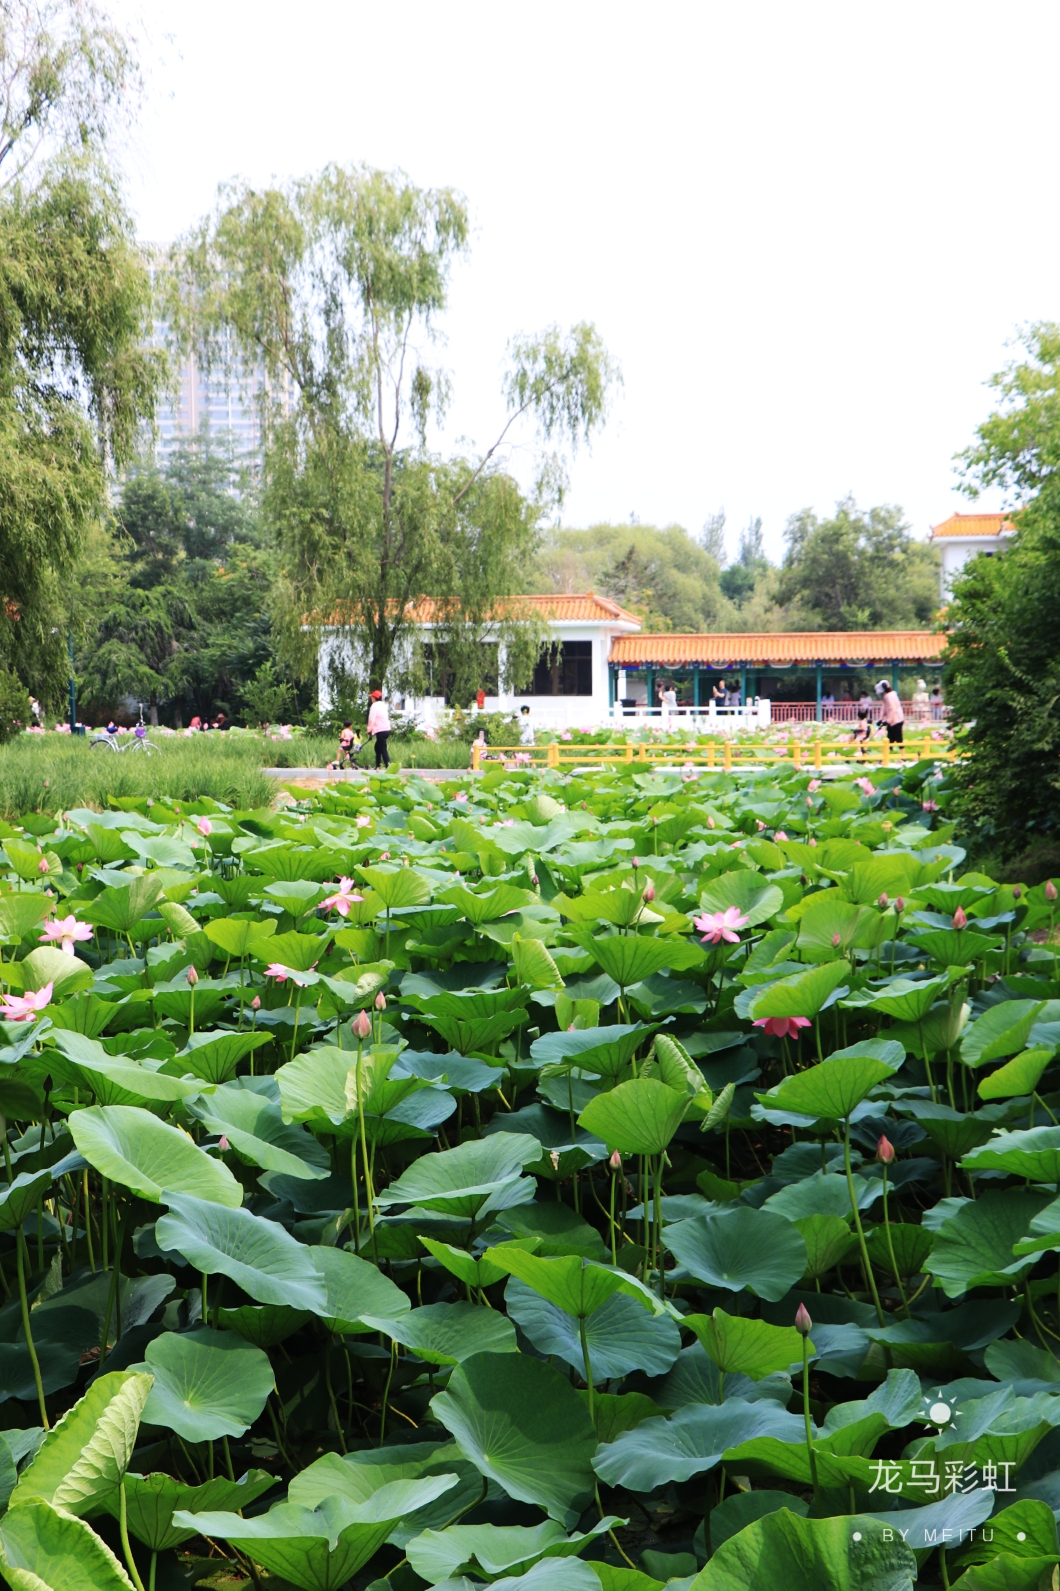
880;1163;908;1311
801;1334;821;1506
579;1314;594;1419
843;1118;885;1326
16;1227;48;1429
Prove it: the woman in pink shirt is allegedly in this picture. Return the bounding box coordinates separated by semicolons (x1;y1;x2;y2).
366;690;391;769
875;679;905;745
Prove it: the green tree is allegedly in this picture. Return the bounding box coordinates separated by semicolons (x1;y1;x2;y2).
945;323;1060;859
79;441;288;724
720;515;770;607
0;1;159;700
776;497;939;630
538;522;729;632
167;166;618;701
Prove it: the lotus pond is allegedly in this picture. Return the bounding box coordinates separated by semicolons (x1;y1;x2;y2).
0;758;1057;1591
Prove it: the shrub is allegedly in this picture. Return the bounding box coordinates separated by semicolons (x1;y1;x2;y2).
0;668;31;744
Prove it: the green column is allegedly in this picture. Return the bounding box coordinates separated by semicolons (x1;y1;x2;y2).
740;664;747;705
608;666;615;708
815;661;823;724
646;667;655;718
693;667;702;708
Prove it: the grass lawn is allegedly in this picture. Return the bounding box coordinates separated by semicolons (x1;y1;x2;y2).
0;731;474;817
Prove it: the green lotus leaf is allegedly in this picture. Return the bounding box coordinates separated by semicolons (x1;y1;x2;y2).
203;915;277;958
215;1302;311;1347
593;1400;804;1490
361;1301;517;1364
842;972;955;1024
530;1024;650;1080
0;1499;136;1591
288;1440;482;1547
963;1126;1060;1182
358;865;433;910
48;1030;205;1106
570;930;704;988
793;1214;857;1279
101;1468;276;1552
375;1133;541;1221
978;1047;1056;1100
492;1249;658;1319
697;873;784;929
961;1001;1049;1068
172;1030;271;1085
133;1328;274;1441
757;1054;896;1121
689;1509;917;1591
9;1371;153;1516
505;1279;681;1380
174;1478;459;1591
577;1078;690;1155
308;1244;412;1333
662;1208;807;1301
187;1079;330;1179
430;1352;597;1526
68;1105;242;1206
19;945;93;998
406;1517;618;1584
155;1193;329;1310
79;874;166;934
748;960;849;1021
685;1309;809;1382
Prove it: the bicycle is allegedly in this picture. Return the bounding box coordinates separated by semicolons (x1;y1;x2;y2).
90;711;159;754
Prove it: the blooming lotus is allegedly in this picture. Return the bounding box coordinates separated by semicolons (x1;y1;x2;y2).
754;1015;811;1039
355;814;372;828
265;964;314;987
40;916;93;956
1;982;53;1022
196;817;212;837
694;905;750;945
320;878;364;916
855;778;876;796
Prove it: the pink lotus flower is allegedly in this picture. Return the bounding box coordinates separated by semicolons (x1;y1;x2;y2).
378;851;391;861
952;906;967;930
40;916;93;956
217;1135;230;1152
795;1302;812;1335
185;965;199;986
922;799;939;812
320;878;364;917
196;817;212;837
1048;881;1058;902
0;982;53;1021
895;896;905;913
37;857;48;874
877;893;889;909
355;813;372;828
374;991;386;1011
609;1150;622;1170
754;1015;811;1039
265;963;290;981
706;816;715;829
808;779;821;792
352;1009;372;1040
855;778;876;796
251;995;261;1010
876;1134;895;1165
642;882;656;903
694;906;750;945
774;830;788;841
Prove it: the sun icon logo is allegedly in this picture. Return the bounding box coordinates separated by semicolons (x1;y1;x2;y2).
921;1391;955;1433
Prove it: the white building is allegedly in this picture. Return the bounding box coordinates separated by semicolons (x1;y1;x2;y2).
930;511;1014;597
318;593;642;730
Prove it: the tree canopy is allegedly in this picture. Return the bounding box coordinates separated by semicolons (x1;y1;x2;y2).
166;164;618;701
775;497;939;630
945;323;1060;863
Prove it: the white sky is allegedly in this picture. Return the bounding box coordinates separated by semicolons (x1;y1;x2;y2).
117;0;1053;561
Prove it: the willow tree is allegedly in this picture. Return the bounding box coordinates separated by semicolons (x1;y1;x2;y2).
0;1;160;699
167;165;619;701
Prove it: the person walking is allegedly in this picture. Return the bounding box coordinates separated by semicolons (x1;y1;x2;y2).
367;690;391;769
910;678;930;722
875;678;905;745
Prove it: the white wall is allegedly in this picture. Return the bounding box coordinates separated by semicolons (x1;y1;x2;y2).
937;535;1009;597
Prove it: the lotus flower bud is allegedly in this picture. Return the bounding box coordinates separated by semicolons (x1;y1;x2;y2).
808;837;817;847
37;857;48;874
707;816;715;829
952;906;967;929
800;874;808;886
531;874;539;887
1013;885;1022;900
795;1302;812;1336
218;1135;230;1152
831;932;841;947
774;830;787;841
1047;880;1058;902
631;856;640;870
251;995;261;1011
609;1150;622;1171
185;965;199;986
352;1009;372;1040
895;896;905;913
876;1134;895;1164
643;881;656;903
374;991;386;1011
878;893;889;909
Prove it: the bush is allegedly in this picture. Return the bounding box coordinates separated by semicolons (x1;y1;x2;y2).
0;669;31;744
239;661;297;728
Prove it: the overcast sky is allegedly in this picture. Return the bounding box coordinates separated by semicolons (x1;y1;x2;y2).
117;0;1054;561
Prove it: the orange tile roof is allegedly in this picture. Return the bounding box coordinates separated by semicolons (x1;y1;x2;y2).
930;512;1015;539
609;630;947;666
322;593;642;628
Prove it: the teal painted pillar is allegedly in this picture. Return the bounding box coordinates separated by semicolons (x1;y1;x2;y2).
646;667;655;716
694;667;702;708
608;666;615;708
815;660;823;723
740;664;747;704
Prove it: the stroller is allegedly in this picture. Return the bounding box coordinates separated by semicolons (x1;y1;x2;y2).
329;727;370;772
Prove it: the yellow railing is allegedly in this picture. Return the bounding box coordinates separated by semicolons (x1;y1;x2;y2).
471;735;961;773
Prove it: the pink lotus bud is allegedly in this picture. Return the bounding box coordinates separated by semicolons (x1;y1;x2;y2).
756;820;765;830
876;1134;895;1164
631;856;640;869
196;817;212;837
831;932;841;947
774;830;787;841
1013;885;1022;900
895;896;905;913
795;1302;812;1336
952;906;967;930
808;837;817;847
1047;880;1058;902
251;995;261;1011
218;1135;230;1152
531;874;539;887
707;816;715;828
609;1150;622;1171
642;881;656;903
806;795;813;808
185;965;199;986
374;991;386;1011
352;1009;372;1040
37;857;48;874
652;815;659;826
